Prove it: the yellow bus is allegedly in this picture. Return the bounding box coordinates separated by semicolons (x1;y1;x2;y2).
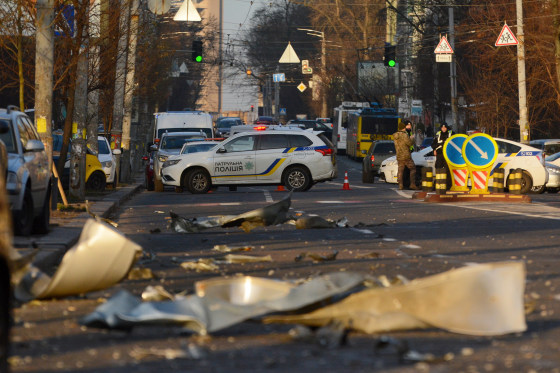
346;107;400;160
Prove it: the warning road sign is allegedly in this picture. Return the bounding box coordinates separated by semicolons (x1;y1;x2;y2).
434;36;454;54
495;23;518;46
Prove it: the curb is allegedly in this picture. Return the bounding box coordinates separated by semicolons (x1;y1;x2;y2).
13;175;145;253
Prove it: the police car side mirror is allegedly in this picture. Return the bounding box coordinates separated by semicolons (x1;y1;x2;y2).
217;147;227;153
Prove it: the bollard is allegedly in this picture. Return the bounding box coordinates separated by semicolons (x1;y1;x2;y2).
435;168;447;195
421;167;434;192
508;168;522;194
492;168;505;193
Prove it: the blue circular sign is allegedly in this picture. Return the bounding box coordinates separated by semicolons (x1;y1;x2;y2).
462;133;498;170
443;134;468;168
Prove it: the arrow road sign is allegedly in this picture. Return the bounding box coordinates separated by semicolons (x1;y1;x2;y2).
462;133;498;170
443;134;468;168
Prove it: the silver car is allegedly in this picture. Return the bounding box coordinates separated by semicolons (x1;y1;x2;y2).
0;107;51;235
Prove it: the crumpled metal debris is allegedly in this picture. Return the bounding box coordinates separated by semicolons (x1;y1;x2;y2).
142;285;176;301
169;195;291;233
180;259;220;272
294;216;348;230
14;219;142;301
81;272;365;334
263;261;527;336
221;195;291;232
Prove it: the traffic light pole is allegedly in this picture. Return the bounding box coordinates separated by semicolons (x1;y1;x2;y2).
449;6;459;133
516;0;529;144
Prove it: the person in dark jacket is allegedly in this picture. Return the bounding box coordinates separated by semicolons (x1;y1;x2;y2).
431;122;453;169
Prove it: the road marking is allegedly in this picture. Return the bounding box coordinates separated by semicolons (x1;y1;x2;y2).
263;190;273;203
316;200;367;204
188;202;242;206
445;202;560;220
395;190;413;198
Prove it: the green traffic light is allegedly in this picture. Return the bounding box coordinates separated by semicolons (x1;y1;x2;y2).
388;60;396;67
195;56;202;63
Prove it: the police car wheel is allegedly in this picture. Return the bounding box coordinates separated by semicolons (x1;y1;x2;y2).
186;169;211;194
519;171;533;195
284;166;311;192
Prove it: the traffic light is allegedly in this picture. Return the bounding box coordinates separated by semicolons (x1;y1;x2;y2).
250;105;254;112
192;40;203;62
384;43;396;67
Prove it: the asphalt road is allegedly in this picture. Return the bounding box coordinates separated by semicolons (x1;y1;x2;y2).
10;155;560;372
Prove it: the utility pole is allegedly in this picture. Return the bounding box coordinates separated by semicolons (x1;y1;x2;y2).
121;0;139;183
274;66;280;122
112;0;131;185
516;0;529;143
320;34;327;118
34;0;55;171
70;42;88;200
449;5;459;132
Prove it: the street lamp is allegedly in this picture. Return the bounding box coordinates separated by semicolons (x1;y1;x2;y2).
297;28;327;119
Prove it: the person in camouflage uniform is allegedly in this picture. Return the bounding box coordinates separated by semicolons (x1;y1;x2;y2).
393;120;419;190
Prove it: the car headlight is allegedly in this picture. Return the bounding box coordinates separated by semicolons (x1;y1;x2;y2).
162;159;181;168
547;166;560;175
6;171;18;192
102;160;113;168
158;155;169;163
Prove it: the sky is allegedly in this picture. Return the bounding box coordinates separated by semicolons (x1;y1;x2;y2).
221;0;261;112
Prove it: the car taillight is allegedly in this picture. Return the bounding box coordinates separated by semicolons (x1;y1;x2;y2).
357;142;360;150
370;155;375;165
315;148;333;156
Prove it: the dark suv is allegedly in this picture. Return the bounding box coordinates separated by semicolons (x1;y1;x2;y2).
362;140;396;183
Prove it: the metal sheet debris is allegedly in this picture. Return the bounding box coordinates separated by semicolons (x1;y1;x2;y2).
212;245;253;253
180;259;220;272
14;219;142;301
263;261;527;336
221;195;291;232
295;250;338;262
81;272;365;334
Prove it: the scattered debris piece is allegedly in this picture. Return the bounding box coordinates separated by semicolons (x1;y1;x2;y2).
142;285;175;301
295;250;338;263
14;219;142;302
264;262;527;336
315;321;349;349
217;254;272;264
168;212;227;233
86;200;118;227
295;216;336;229
130;346;189;360
180;259;219;272
221;195;291;232
212;245;253;253
128;267;155;280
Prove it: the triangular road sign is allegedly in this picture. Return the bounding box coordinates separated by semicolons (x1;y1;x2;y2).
495;23;518;46
434;36;453;54
279;42;300;63
174;0;201;21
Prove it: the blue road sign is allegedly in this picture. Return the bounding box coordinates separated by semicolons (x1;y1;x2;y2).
443;134;468;168
279;108;287;115
462;133;498;170
273;73;286;82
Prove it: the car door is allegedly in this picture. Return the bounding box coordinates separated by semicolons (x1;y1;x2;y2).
256;134;291;182
212;134;257;183
18;117;49;201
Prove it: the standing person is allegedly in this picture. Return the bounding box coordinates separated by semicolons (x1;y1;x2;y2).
431;122;453;170
393;120;419;190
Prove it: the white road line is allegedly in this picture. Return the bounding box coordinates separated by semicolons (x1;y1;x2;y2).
444;202;560;221
263;190;273;203
395;190;413;198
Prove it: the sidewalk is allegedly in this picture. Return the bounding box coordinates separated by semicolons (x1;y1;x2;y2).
12;174;145;261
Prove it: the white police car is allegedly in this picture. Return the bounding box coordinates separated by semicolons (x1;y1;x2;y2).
379;137;547;194
161;129;337;193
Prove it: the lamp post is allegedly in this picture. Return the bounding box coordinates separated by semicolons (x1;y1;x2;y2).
297;28;327;118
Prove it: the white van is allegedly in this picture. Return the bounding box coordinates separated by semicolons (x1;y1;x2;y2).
153;111;214;141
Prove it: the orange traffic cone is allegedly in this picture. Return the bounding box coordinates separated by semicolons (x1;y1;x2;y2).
276;185;286;191
342;171;351;190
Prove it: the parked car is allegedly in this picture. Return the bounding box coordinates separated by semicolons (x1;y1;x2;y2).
152;131;207;192
52;132;107;192
419;137;433;150
546;151;560;167
161;130;337;193
254;116;277;125
287;119;333;138
529;139;560;157
1;106;51;235
379;138;547;194
362;140;396;183
97;136;120;188
215;117;243;138
541;162;560;193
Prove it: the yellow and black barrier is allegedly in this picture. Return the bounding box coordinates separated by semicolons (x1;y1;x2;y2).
508;168;522;195
421;167;434;192
435;168;447;195
491;168;505;193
